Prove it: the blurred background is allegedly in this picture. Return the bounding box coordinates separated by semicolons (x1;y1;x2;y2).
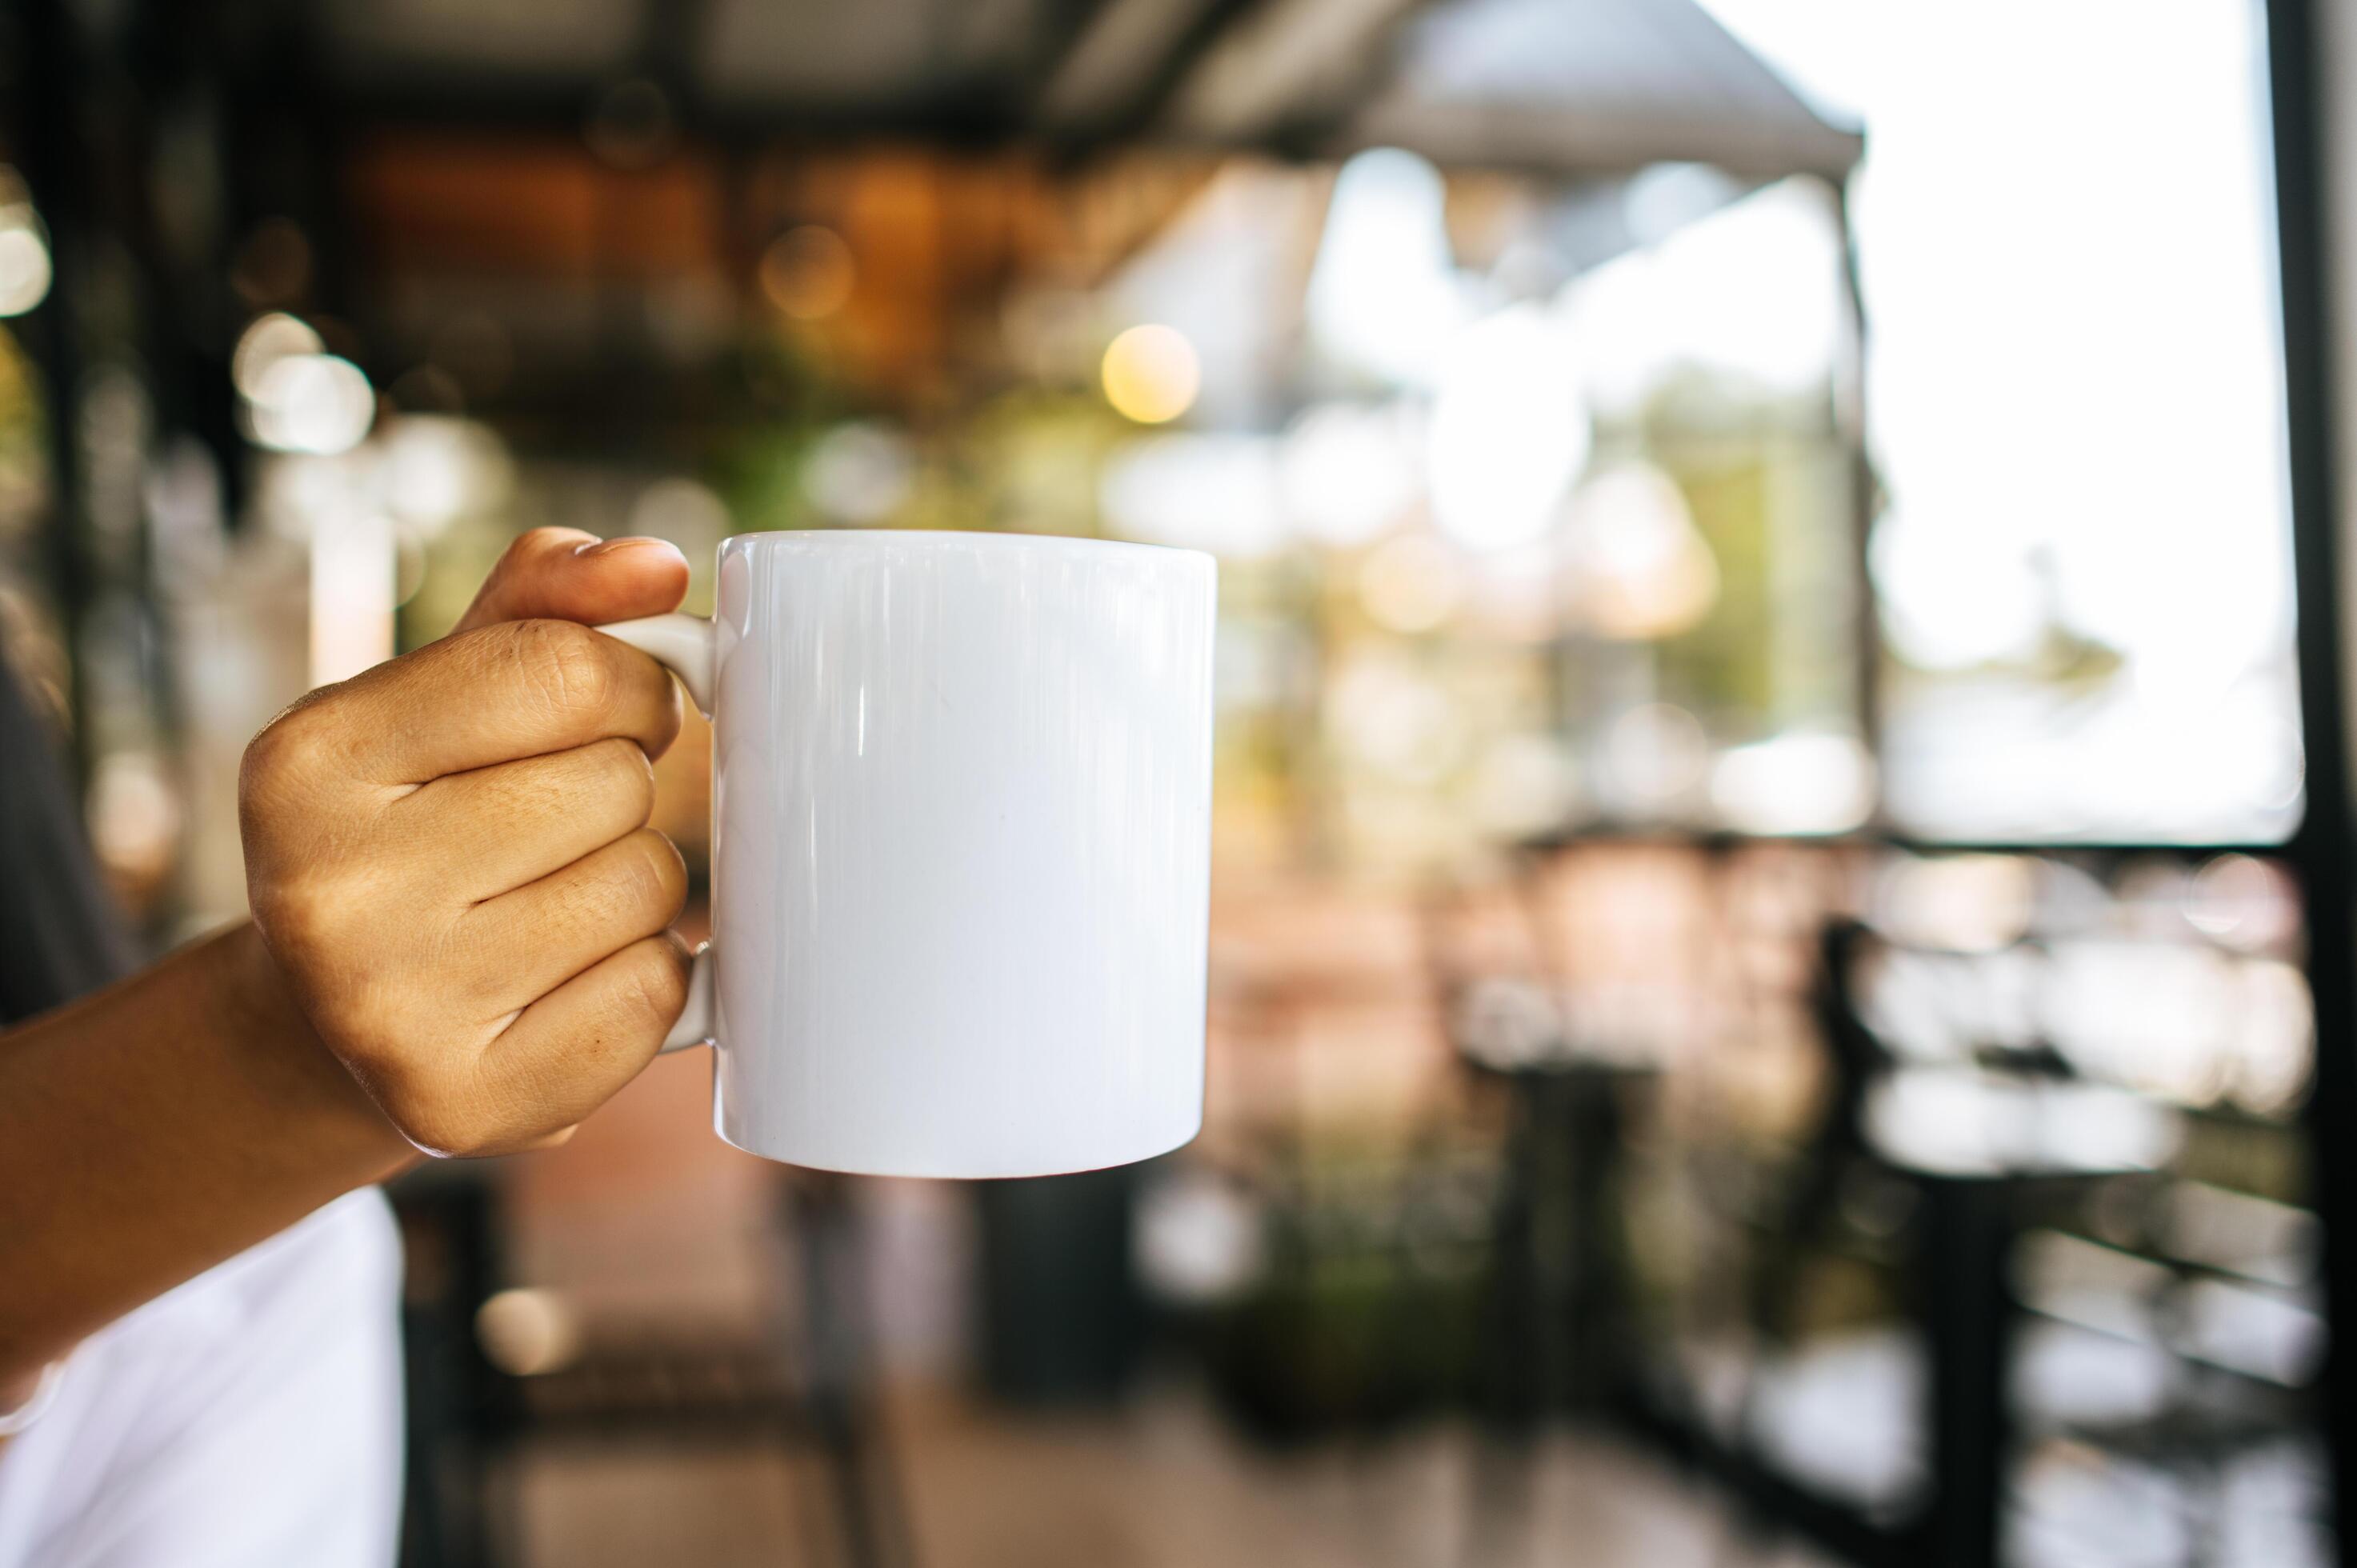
1;0;2349;1564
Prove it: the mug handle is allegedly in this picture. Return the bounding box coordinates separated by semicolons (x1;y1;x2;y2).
598;612;718;1054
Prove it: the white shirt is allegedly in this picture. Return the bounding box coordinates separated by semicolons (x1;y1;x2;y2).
0;1190;404;1568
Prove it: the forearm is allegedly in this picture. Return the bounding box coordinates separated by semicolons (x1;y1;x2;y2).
0;922;416;1387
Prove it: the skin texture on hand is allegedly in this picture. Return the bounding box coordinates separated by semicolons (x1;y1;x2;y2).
0;528;697;1391
242;529;698;1156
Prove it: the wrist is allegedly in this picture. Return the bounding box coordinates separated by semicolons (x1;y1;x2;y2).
0;918;418;1382
211;922;418;1180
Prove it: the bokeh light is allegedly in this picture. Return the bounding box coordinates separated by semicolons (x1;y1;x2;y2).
475;1288;582;1378
1133;1167;1266;1307
0;219;51;318
232;313;324;401
2184;854;2302;951
759;225;856;321
1100;324;1202;425
247;352;376;456
0;170;47;317
86;750;182;895
382;415;511;535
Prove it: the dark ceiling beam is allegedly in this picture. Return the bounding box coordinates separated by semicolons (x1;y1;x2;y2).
1244;0;1423;158
1027;0;1124;97
1049;0;1268;154
306;76;1037;154
1321;99;1862;185
637;0;715;104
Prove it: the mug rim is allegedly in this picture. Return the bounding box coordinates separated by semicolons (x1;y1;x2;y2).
722;528;1211;567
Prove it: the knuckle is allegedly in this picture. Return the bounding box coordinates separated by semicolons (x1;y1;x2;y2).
615;937;690;1026
505;526;578;565
586;737;658;821
311;983;412;1067
240;699;340;799
536;831;681;945
624;829;689;918
258;874;342;940
508;619;618;716
254;863;391;954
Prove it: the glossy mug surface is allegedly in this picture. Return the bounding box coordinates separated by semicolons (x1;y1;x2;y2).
603;531;1216;1178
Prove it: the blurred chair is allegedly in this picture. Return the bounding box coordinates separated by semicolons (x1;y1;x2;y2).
390;1167;914;1568
1713;915;2316;1568
1421;870;1663;1420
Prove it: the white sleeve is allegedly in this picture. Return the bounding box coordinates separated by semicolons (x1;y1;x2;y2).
0;1189;406;1568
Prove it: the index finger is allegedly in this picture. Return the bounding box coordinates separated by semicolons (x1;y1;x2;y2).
322;618;683;786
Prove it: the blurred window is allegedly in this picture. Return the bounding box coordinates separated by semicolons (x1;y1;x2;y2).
1713;0;2299;842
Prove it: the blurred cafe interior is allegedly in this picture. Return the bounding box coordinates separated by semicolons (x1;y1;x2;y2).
4;0;2354;1564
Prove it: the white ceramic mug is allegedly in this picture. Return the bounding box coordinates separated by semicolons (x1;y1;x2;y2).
598;530;1216;1178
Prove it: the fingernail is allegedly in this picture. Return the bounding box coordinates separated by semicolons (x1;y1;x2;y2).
579;536;681;559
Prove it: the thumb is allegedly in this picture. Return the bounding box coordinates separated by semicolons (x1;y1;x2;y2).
452;527;691;636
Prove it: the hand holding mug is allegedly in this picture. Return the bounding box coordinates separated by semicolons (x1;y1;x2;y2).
243;526;1217;1178
240;529;696;1157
